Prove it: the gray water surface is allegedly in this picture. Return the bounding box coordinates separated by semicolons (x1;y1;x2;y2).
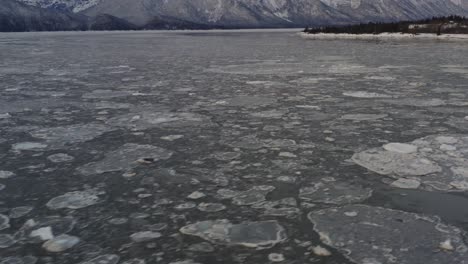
1;30;468;264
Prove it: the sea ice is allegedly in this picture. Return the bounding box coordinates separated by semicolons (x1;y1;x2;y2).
46;190;100;210
130;231;162;243
0;234;15;248
343;91;392;98
79;255;120;264
78;144;172;176
180;220;286;249
353;134;468;191
30;124;111;148
0;171;15;179
42;234;80;252
0;214;9;231
308;205;468;264
299;179;372;205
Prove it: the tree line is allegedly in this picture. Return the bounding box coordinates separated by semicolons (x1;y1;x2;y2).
304;16;468;35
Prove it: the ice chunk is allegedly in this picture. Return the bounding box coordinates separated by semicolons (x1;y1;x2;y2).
47;153;75;163
0;214;9;231
268;253;285;262
232;186;275;206
0;256;37;264
12;142;47;151
79;255;120;264
0;171;15;179
308;205;468;264
16;216;75;243
187;191;206;200
78;144;172;176
341;114;388;121
30;124;111;148
46;190;100;210
343;91;392;98
180;220;286;249
353;134;468;191
197;203;226;212
311;245;332;256
9;206;33;219
390;178;421;189
42;234;80;252
130;231;161;243
187;242;215;252
30;227;54;241
383;143;418;154
299;180;372;205
107;112;212;130
0;234;15;248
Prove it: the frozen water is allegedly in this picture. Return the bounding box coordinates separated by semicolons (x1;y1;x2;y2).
180;220;286;249
341;114;388;121
0;234;16;248
130;231;162;243
299;179;372;205
308;205;468;264
78;144;172;175
47;153;75;163
2;31;468;264
30;124;111;148
46;190;100;210
197;203;226;212
188;242;215;252
42;234;80;252
383;143;418;154
0;171;15;179
343;91;392;98
16;216;76;243
0;256;37;264
353;134;468;191
79;255;120;264
232;186;275;206
0;214;10;231
12;142;47;151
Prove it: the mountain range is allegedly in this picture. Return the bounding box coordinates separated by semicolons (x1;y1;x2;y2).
2;0;468;32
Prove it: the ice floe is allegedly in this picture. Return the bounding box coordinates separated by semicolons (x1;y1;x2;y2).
0;256;38;264
299;178;372;205
46;190;100;210
47;153;75;163
12;142;48;151
343;91;392;98
0;171;15;179
0;214;10;231
106;112;212;130
30;124;111;148
79;255;120;264
197;203;226;212
180;220;286;249
42;234;80;252
308;205;468;264
16;216;76;243
341;114;388;121
130;231;162;243
352;134;468;191
0;234;15;248
78;144;172;176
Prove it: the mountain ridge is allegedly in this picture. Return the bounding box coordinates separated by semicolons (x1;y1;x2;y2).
3;0;468;32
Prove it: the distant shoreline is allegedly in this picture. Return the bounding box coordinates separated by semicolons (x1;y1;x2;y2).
300;32;468;41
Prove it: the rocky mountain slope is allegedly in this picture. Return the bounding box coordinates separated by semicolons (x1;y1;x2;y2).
0;0;86;32
5;0;468;31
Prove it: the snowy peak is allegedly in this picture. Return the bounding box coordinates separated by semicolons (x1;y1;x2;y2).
17;0;101;13
8;0;468;31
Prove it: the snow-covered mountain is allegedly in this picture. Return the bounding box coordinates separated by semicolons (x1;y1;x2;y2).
6;0;468;31
0;0;86;31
